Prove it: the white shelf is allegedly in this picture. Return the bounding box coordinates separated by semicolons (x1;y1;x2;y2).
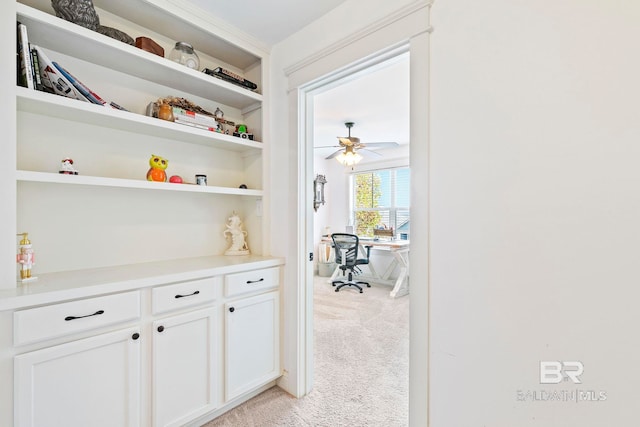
17;3;263;110
17;170;264;196
17;87;263;153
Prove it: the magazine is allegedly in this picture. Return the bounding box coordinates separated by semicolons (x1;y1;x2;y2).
53;62;107;105
32;45;88;102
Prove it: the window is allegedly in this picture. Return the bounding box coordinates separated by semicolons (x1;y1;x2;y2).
351;167;410;239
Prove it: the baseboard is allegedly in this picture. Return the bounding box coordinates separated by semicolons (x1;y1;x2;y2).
185;380;278;427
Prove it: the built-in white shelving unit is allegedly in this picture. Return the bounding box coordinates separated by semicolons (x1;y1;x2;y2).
11;0;270;279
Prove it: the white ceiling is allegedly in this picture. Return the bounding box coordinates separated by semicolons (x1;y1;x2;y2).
313;54;410;162
182;0;349;46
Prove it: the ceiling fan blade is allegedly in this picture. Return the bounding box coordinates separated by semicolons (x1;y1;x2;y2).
359;149;384;157
314;145;341;149
360;142;399;148
325;149;343;160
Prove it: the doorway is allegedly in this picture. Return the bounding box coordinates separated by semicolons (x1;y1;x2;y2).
301;46;411;401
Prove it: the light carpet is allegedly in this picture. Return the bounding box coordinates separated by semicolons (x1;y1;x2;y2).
203;275;410;427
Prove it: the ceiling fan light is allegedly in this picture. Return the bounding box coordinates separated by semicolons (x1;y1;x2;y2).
336;150;362;166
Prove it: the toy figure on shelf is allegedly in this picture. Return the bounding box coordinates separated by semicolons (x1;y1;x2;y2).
146;154;168;182
16;233;37;282
233;124;254;140
59;157;79;175
223;212;250;255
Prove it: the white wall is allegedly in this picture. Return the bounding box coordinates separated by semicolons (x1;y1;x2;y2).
430;0;640;425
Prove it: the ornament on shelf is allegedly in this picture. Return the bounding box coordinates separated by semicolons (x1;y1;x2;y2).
16;233;37;282
223;212;250;255
146;154;168;182
169;41;200;69
59;158;79;175
233;124;254;140
51;0;134;45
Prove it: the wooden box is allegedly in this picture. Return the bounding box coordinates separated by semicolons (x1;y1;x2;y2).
135;37;164;57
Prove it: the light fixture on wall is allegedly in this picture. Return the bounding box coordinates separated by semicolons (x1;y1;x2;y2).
335;145;362;166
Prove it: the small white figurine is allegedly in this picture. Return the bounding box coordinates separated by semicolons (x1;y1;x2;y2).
16;233;37;282
223;211;250;255
59;158;79;175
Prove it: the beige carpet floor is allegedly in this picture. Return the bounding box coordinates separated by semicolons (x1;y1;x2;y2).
203;275;410;427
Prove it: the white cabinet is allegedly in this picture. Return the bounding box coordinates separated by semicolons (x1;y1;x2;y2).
152;307;216;427
225;290;280;401
14;326;141;427
6;260;282;427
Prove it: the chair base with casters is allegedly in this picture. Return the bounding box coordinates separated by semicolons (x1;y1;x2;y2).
332;271;371;293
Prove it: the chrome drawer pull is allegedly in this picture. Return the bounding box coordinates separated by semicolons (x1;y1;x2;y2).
246;278;264;284
64;310;105;321
174;290;200;299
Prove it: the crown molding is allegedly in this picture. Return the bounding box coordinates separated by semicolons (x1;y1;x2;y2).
284;0;432;77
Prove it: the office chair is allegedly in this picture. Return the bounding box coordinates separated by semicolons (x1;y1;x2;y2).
331;233;372;293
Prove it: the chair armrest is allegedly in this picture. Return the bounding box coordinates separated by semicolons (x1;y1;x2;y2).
363;245;372;259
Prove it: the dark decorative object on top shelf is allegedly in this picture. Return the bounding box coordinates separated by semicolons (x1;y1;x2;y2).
51;0;134;45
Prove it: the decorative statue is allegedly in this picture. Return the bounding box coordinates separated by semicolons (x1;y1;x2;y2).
16;233;37;282
223;212;250;255
146;154;168;182
59;157;79;175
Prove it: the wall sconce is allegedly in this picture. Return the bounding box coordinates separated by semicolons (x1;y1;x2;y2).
313;174;327;212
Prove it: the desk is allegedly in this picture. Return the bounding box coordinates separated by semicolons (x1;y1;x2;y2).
322;238;410;298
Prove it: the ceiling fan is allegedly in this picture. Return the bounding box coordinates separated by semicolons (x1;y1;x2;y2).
317;122;399;165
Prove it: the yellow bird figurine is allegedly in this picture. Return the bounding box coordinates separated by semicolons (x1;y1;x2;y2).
146;154;168;182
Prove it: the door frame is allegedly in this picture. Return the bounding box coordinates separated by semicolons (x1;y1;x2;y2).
297;43;412;394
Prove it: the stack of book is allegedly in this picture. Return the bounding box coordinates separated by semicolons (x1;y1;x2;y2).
172;106;219;131
17;21;127;111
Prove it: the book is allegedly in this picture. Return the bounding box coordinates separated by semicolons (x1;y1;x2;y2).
173;118;216;132
17;23;35;89
52;61;107;105
32;45;88;102
203;67;257;91
172;106;218;127
30;46;45;92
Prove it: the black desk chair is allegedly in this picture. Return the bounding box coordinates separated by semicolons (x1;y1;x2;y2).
331;233;371;293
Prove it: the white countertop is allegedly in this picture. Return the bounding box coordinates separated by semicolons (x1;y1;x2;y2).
0;255;284;311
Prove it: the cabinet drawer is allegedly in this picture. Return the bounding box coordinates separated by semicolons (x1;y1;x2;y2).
224;267;279;298
152;277;217;315
14;291;140;347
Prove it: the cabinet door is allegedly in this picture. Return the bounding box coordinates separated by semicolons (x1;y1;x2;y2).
14;327;141;427
225;291;280;401
152;307;216;427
